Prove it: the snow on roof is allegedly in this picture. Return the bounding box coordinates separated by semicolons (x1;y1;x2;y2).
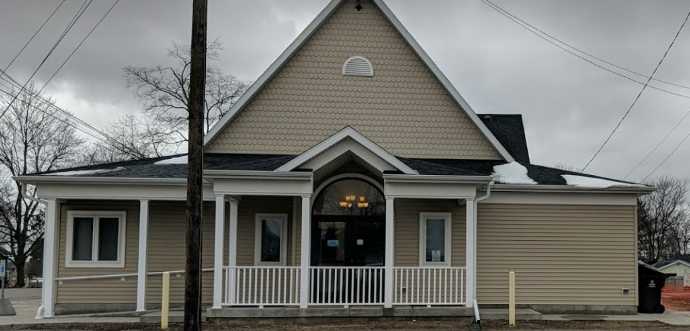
52;167;125;176
492;162;536;185
561;175;644;189
154;155;187;165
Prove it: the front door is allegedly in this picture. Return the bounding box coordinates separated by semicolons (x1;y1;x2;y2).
312;215;385;266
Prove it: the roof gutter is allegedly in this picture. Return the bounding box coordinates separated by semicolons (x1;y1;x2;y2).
383;174;493;185
492;183;654;194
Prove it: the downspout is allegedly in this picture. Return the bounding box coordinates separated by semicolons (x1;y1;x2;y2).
471;177;493;329
476;177;495;202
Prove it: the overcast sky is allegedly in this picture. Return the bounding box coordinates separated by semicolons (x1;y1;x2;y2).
1;0;690;182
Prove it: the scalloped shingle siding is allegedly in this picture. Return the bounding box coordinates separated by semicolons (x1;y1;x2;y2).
207;0;501;160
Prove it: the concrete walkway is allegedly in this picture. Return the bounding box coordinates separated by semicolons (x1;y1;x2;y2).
537;310;690;326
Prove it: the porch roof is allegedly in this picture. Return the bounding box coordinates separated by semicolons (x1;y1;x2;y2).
22;152;646;188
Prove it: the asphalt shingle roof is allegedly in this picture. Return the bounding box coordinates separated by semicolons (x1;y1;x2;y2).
29;115;644;187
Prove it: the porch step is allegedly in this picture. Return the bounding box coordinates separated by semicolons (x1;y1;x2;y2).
207;306;474;319
479;308;543;321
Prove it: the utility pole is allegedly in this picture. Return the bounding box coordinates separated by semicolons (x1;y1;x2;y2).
184;0;206;329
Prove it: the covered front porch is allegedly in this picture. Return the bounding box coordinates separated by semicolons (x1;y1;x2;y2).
208;128;487;311
210;184;480;311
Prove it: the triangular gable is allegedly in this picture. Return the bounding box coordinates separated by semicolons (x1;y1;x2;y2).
277;127;418;174
205;0;514;162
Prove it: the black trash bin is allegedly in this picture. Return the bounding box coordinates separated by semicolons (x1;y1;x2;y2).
638;262;673;313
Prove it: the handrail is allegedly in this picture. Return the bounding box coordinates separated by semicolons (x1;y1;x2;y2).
55;267;214;282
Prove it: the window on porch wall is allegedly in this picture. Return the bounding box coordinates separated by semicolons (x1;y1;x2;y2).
66;211;126;268
254;213;288;265
419;212;452;266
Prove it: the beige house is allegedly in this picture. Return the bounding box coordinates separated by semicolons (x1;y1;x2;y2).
19;0;651;318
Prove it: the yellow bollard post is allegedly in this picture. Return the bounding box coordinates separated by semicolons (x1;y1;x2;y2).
161;272;170;330
508;270;516;327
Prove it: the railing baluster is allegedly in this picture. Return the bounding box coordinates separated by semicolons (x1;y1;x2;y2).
346;268;351;305
375;268;379;304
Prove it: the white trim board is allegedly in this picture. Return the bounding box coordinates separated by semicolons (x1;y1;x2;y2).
202;0;515;162
277;127;417;175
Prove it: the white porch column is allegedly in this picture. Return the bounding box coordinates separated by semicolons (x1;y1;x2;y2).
384;197;394;308
40;198;59;318
465;197;476;307
227;197;239;305
212;194;225;309
299;194;311;308
136;200;149;312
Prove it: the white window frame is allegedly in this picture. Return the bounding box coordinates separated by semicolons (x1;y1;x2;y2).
419;212;452;266
65;210;127;268
254;213;288;266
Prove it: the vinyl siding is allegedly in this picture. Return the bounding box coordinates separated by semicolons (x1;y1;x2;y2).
394;199;466;267
56;198;295;306
476;204;637;306
206;0;500;160
56;201;139;304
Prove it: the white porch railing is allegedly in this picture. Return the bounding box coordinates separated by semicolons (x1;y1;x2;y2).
221;265;465;307
393;266;466;305
223;266;301;306
309;266;385;305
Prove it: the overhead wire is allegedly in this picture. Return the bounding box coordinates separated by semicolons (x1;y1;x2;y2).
36;0;120;96
581;9;690;170
481;0;690;96
3;0;67;72
0;71;145;158
0;0;93;120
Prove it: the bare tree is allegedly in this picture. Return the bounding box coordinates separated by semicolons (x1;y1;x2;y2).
638;177;688;263
123;41;247;143
80;115;175;164
0;86;82;287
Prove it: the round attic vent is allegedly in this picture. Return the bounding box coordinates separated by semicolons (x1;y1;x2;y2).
342;56;374;77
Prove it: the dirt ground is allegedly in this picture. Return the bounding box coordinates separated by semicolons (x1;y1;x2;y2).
4;318;689;331
662;286;690;311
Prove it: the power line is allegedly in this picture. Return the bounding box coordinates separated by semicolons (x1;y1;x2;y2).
581;10;690;171
0;83;141;159
0;0;93;120
641;129;690;182
623;109;690;179
481;0;690;100
3;0;67;72
37;0;120;96
0;70;145;158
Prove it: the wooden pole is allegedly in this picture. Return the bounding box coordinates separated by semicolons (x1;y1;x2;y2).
508;270;516;327
184;0;207;329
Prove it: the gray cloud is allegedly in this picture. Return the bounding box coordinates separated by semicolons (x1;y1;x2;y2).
1;0;689;181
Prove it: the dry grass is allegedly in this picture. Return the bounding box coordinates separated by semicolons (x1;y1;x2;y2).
5;318;688;331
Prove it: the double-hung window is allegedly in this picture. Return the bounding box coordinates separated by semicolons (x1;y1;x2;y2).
66;211;126;268
419;212;452;266
254;213;288;265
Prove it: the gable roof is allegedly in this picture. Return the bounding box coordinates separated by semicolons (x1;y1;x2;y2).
276;126;418;174
479;114;530;164
654;255;690;269
203;0;515;163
